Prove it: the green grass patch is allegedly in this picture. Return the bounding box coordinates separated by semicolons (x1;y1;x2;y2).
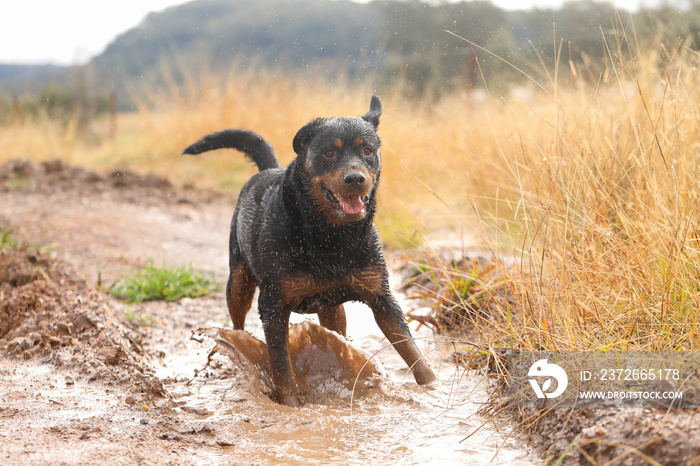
123;308;160;327
0;228;20;249
108;261;218;303
0;228;42;251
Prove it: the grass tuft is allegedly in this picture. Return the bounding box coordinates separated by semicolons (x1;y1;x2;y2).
108;261;217;303
0;228;42;251
0;228;22;250
404;253;509;335
123;308;160;327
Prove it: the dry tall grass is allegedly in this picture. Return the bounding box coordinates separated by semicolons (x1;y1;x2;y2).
441;31;700;351
503;54;700;351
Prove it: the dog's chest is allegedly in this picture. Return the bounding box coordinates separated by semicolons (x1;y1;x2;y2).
280;268;384;312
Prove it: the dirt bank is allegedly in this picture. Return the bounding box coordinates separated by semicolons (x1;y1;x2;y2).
509;403;700;464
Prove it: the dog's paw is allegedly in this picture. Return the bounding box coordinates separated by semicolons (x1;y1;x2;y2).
420;379;439;391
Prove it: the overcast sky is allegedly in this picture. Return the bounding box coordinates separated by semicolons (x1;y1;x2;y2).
0;0;668;65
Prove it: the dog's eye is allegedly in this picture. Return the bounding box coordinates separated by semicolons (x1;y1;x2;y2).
363;148;373;156
324;149;335;158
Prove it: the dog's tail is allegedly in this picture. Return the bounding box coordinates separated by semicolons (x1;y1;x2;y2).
182;129;279;171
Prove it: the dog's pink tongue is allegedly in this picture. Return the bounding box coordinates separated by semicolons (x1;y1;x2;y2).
337;195;364;215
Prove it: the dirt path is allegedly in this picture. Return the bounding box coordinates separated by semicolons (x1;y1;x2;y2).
0;160;534;465
0;159;233;285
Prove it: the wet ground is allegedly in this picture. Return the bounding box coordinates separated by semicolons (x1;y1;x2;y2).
0;159;535;465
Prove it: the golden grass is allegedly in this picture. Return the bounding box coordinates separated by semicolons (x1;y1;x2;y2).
440;32;700;351
2;20;699;351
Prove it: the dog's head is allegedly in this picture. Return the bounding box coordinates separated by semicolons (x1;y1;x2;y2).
292;96;382;226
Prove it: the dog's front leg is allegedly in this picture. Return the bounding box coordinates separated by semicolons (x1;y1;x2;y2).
370;294;437;385
258;293;300;407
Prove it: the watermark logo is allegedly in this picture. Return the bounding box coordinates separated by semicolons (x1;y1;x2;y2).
509;352;698;409
527;359;568;398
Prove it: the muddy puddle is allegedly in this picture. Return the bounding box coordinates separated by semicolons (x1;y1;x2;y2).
155;301;535;465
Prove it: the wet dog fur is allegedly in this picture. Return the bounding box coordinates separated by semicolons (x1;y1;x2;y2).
183;97;436;406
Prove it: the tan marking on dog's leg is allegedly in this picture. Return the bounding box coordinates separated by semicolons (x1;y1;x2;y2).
318;304;347;337
226;265;256;330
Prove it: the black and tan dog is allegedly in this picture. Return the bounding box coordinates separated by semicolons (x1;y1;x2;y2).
183;97;436;406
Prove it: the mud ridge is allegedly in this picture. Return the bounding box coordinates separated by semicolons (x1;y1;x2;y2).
0;247;163;395
0;158;226;205
491;401;700;464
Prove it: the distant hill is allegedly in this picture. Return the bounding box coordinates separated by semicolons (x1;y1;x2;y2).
92;0;384;93
0;64;69;93
3;0;697;107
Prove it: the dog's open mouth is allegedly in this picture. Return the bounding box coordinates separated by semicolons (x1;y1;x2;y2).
323;188;369;216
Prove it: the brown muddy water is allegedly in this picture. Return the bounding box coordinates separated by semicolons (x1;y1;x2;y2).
155;300;536;465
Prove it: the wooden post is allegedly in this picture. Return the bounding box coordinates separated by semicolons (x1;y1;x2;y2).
109;92;117;138
11;95;20;124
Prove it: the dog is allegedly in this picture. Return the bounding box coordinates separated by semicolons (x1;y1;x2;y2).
183;96;436;406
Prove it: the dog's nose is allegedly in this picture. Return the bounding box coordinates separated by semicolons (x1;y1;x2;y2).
344;172;366;187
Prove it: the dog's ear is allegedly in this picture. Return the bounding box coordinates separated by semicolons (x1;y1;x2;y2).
293;118;325;154
361;96;382;129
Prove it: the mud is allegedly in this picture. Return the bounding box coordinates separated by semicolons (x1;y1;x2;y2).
0;248;161;394
0;159;534;465
198;322;384;404
0;158;224;206
5;158;700;465
493;402;700;464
